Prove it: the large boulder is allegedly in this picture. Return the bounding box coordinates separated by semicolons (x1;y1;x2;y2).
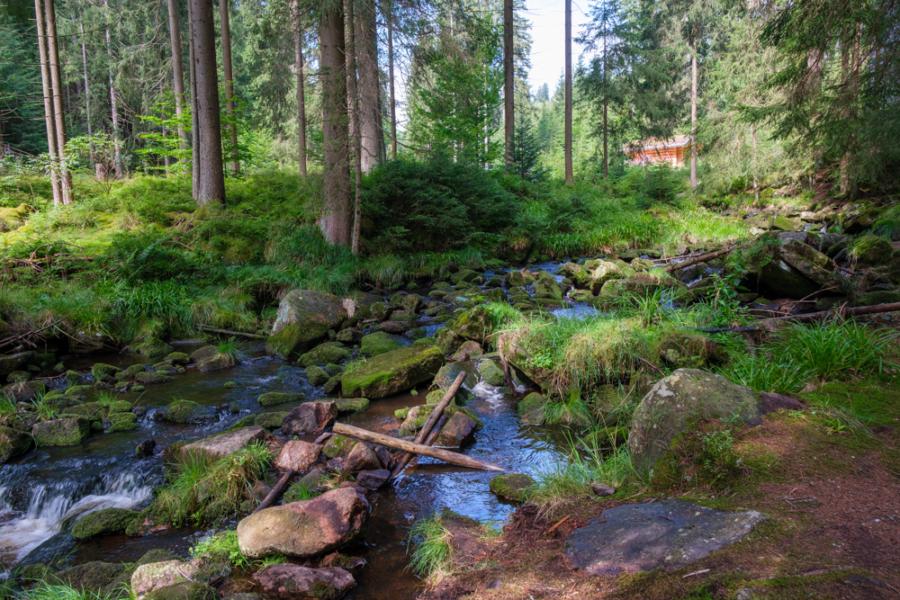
131;558;229;600
267;290;348;358
252;564;355;600
179;426;269;461
281;401;337;436
274;440;321;473
359;331;402;357
0;426;32;464
341;344;443;399
755;234;845;298
627;369;759;473
236;487;369;559
71;507;138;540
297;342;351;367
32;417;91;447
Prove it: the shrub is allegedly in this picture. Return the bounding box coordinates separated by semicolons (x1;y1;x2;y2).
104;228;197;282
190;530;250;569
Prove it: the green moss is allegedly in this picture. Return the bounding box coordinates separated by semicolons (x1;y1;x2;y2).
489;473;535;503
107;411;138;432
297;342;351;367
360;331;402;356
801;376;900;428
257;391;304;407
849;234;893;265
341;344;444;398
70;507;137;540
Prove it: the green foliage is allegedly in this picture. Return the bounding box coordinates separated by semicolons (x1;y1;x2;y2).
104;229;198;283
30;393;58;421
0;395;15;417
13;582;122;600
698;429;743;488
190;530;250;570
407;516;452;580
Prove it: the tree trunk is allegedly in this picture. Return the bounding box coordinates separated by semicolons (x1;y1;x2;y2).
291;0;307;177
355;0;383;173
187;0;199;193
503;0;514;168
602;27;608;179
166;0;188;149
188;0;225;205
319;0;351;246
34;0;61;206
44;0;72;204
385;0;397;159
102;0;123;179
689;41;698;190
346;0;363;255
219;0;239;175
78;19;95;166
564;0;573;184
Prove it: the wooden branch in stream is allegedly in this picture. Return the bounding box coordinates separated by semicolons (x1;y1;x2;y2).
664;246;734;272
391;370;466;479
198;325;266;339
697;302;900;333
254;469;294;512
332;422;505;472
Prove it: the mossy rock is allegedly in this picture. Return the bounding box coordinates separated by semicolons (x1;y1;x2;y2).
849;234;893;266
657;332;724;369
322;434;353;458
57;561;130;596
71;507;138;540
64;384;93;401
116;363;149;381
162;399;202;424
32;417;91;446
297;342;351;367
91;362;120;383
106;399;133;413
334;397;369;413
258;391;304;407
306;365;330;386
322;375;341;395
518;392;547;426
164;351;191;365
0;426;32;464
341;344;444;399
533;271;563;300
255;411;289;430
145;582;217;600
360;331;402;357
398;406;429;436
266;290;347;358
477;359;505;386
135;371;173;385
107;411;138;432
489;473;535;503
67;401;105;421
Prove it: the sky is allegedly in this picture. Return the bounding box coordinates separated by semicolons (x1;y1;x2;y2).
524;0;592;95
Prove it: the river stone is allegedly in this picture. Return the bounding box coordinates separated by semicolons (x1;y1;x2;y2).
489;473;535;503
32;416;91;446
275;440;321;473
161;399;202;424
355;469;390;491
435;411;478;448
298;342;351;367
267;290;348;358
255;411;288;430
342;442;381;474
0;351;33;380
627;369;760;473
341;344;443;399
477;358;505;386
91;362;120;383
0;426;32;463
237;487;369;559
145;582;217;600
107;411;138;432
180;426;269;461
534;271;563;300
71;507;138;539
131;558;229;599
2;380;45;403
334;397;369;413
258;391;304;407
565;500;764;575
281;401;337;436
359;331;402;357
58;561;130;595
517;392;547;426
252;564;355;600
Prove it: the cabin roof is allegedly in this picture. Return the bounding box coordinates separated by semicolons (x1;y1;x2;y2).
623;135;691;153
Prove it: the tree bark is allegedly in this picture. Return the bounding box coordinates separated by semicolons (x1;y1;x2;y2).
602;23;608;179
291;0;307;177
503;0;514;168
564;0;573;184
346;0;363;255
166;0;188;150
34;0;61;206
356;0;383;173
188;0;225;205
102;0;123;179
187;0;199;193
385;0;397;159
78;19;95;166
689;41;698;190
219;0;239;175
320;0;351;246
44;0;72;204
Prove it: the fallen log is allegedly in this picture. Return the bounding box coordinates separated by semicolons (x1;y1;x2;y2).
697;301;900;333
391;371;467;479
198;325;266;339
665;246;734;272
399;414;448;475
254;470;294;512
333;422;504;472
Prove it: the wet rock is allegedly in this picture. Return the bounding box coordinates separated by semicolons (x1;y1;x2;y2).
107;411;138;432
189;345;237;372
0;426;32;463
257;391;304;407
281;401;338;436
431;362;477;402
627;369;760;473
477;359;505;386
534;271;564;301
0;351;34;381
449;340;484;362
334;397;369;414
180;426;269;461
58;561;130;595
306;365;330;386
254;411;288;430
342;442;381;474
267;290;348;358
341;344;443;399
275;440;321;473
378;320;408;334
131;558;229;599
161;399;203;424
359;331;402;357
135;439;156;457
2;380;45;403
323;434;354;458
355;469;390;490
599;272;677;298
391;292;422;313
145;582;217;600
237;487;369;559
252;564;355;600
565;500;764;575
164;351;191;365
435;411;478;448
489;473;535;503
398;405;428;436
91;362;120;383
32;416;90;446
135;370;173;385
517;392;547;426
298;342;351;367
71;507;138;540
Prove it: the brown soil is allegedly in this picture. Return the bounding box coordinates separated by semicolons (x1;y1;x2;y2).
420;413;900;600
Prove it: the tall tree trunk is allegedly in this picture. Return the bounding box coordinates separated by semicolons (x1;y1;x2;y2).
346;0;363;254
385;0;397;159
34;0;61;206
219;0;239;175
839;23;861;198
45;0;72;204
291;0;307;177
78;19;95;166
187;0;199;193
689;41;698;190
188;0;225;205
602;27;608;179
356;0;383;173
102;0;123;178
320;0;350;246
564;0;573;184
166;0;188;149
503;0;514;168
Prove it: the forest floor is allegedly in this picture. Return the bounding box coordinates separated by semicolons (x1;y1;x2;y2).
421;385;900;600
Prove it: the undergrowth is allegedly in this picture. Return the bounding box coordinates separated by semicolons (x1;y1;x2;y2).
408;515;453;581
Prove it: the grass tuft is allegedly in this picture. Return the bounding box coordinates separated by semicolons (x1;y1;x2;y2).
408;515;453;582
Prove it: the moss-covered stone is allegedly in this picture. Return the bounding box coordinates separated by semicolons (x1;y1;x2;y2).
71;507;138;539
106;411;138;432
255;411;288;429
32;416;91;446
164;351;191;365
162;399;202;424
360;331;402;357
518;392;547;426
258;391;304;407
306;365;330;386
0;426;32;463
489;473;535;503
145;582;217;600
135;370;173;385
477;359;505;386
91;362;120;383
266;290;347;358
297;342;351;367
57;561;130;596
322;434;353;458
334;397;369;413
341;344;444;399
849;234;893;266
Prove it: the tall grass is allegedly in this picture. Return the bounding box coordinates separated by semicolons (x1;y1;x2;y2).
407;516;452;581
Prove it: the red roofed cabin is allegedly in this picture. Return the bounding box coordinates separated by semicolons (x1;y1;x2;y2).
624;135;691;167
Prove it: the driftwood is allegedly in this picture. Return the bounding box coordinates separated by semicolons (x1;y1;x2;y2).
254;469;294;512
0;319;62;351
698;302;900;333
664;246;734;272
198;325;266;339
391;371;467;479
401;414;449;475
333;422;504;472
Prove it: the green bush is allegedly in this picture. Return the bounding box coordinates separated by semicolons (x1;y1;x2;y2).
104;228;197;282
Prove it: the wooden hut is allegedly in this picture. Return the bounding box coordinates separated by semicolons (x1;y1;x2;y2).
624;135;691;167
